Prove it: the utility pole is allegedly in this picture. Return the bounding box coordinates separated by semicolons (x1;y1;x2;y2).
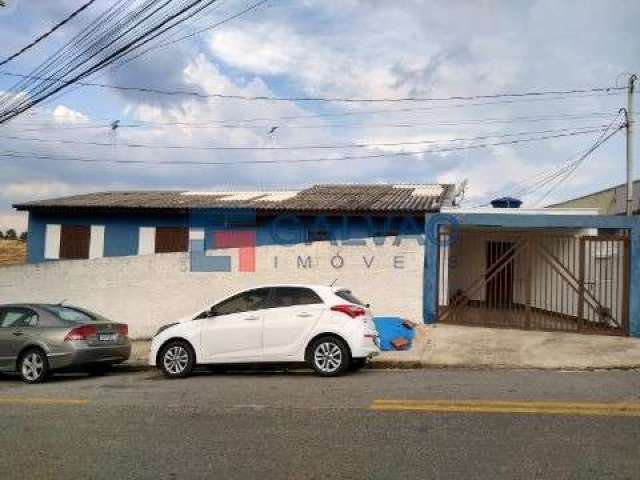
626;74;637;216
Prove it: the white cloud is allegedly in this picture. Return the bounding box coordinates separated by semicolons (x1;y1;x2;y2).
0;0;638;227
0;212;27;232
1;180;79;201
52;105;89;124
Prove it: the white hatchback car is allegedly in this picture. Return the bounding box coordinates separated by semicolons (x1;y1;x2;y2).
150;285;380;377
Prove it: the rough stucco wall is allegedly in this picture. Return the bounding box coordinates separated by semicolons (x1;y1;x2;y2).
0;240;424;338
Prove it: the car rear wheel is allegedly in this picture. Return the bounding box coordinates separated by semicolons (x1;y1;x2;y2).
159;340;195;378
308;336;350;377
19;348;49;384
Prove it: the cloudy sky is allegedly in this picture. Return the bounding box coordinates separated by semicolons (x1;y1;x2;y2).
0;0;638;231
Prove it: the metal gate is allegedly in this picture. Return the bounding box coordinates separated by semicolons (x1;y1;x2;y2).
437;230;629;335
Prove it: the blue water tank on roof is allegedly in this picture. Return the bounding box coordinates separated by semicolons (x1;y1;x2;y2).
490;197;523;209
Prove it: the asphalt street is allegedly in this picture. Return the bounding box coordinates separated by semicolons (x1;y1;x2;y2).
1;367;640;479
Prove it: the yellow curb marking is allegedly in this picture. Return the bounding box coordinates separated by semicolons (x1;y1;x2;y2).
0;397;89;406
371;399;640;417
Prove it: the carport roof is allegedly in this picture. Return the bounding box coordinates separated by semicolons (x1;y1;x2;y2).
14;184;456;215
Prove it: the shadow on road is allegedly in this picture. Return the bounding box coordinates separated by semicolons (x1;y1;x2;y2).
143;364;375;381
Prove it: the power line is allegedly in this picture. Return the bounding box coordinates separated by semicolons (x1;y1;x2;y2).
0;0;133;112
0;127;610;167
0;86;623;129
8;111;621;132
0;124;611;152
0;70;625;103
145;91;625;124
120;111;624;130
471;116;625;206
1;0;264;116
525;114;624;202
0;0;98;68
0;0;267;119
103;0;269;72
533;124;624;206
0;0;222;125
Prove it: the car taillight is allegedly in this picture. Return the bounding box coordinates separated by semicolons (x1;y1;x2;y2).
331;304;366;318
64;324;97;341
117;324;128;337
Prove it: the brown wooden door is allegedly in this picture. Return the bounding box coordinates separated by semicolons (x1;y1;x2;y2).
486;241;514;307
59;225;90;260
155;227;188;253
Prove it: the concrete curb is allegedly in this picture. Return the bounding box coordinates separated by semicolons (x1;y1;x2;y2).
368;360;422;369
369;363;640;371
114;363;154;373
125;322;640;372
117;360;640;372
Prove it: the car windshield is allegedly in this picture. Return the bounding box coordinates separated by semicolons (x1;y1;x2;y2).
334;289;366;306
42;305;102;324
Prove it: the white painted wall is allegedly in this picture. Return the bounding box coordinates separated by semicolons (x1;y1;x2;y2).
44;224;61;260
0;240;424;339
89;225;105;259
138;227;156;255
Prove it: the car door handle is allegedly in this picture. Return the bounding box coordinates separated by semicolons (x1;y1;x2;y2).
244;316;259;321
12;331;24;337
297;313;312;318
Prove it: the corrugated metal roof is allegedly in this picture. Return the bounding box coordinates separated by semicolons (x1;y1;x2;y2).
13;184;455;214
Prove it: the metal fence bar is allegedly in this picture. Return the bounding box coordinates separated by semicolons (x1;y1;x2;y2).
438;230;628;336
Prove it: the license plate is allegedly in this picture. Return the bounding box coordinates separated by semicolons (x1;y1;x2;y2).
98;333;117;342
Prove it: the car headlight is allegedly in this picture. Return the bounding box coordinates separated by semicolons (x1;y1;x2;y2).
154;322;179;337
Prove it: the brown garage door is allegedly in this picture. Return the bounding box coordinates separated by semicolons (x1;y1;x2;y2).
60;225;90;260
155;227;188;253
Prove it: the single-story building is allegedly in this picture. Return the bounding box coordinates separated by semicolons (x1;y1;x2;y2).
5;184;640;339
5;184;452;336
13;184;455;264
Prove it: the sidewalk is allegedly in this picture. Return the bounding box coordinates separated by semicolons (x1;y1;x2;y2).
370;324;640;370
126;324;640;371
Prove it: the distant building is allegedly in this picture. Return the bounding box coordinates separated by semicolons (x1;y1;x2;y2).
549;180;640;215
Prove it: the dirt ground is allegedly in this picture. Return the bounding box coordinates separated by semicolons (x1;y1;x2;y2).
0;240;26;266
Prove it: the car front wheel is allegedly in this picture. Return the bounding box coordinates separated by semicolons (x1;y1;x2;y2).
308;336;350;377
19;348;49;384
159;340;195;378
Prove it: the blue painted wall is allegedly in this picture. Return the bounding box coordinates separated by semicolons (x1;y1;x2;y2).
27;211;188;263
26;210;425;263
